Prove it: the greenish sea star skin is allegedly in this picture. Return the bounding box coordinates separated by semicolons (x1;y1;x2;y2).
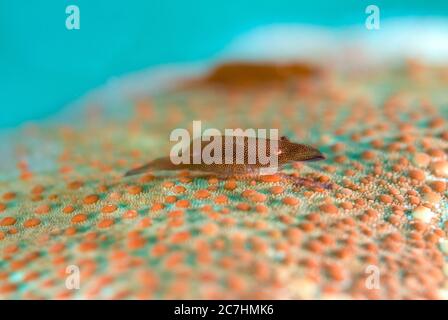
0;62;447;299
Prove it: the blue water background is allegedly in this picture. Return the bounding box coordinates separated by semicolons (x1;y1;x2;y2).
1;0;447;127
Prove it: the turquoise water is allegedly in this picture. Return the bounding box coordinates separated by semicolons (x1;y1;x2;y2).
1;0;447;127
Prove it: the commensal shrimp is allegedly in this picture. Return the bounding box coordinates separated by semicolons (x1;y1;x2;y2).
125;135;330;188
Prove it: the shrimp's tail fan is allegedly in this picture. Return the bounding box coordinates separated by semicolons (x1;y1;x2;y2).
124;157;178;177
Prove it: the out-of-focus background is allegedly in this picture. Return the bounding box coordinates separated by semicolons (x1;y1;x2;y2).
1;0;448;127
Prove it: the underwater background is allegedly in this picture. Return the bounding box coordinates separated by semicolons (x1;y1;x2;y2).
1;0;448;127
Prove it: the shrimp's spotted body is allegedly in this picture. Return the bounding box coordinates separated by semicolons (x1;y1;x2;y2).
125;135;325;177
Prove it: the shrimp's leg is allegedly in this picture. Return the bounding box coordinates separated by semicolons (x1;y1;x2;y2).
279;173;333;190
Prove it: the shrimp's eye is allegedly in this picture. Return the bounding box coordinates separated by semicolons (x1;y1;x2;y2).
280;136;289;141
